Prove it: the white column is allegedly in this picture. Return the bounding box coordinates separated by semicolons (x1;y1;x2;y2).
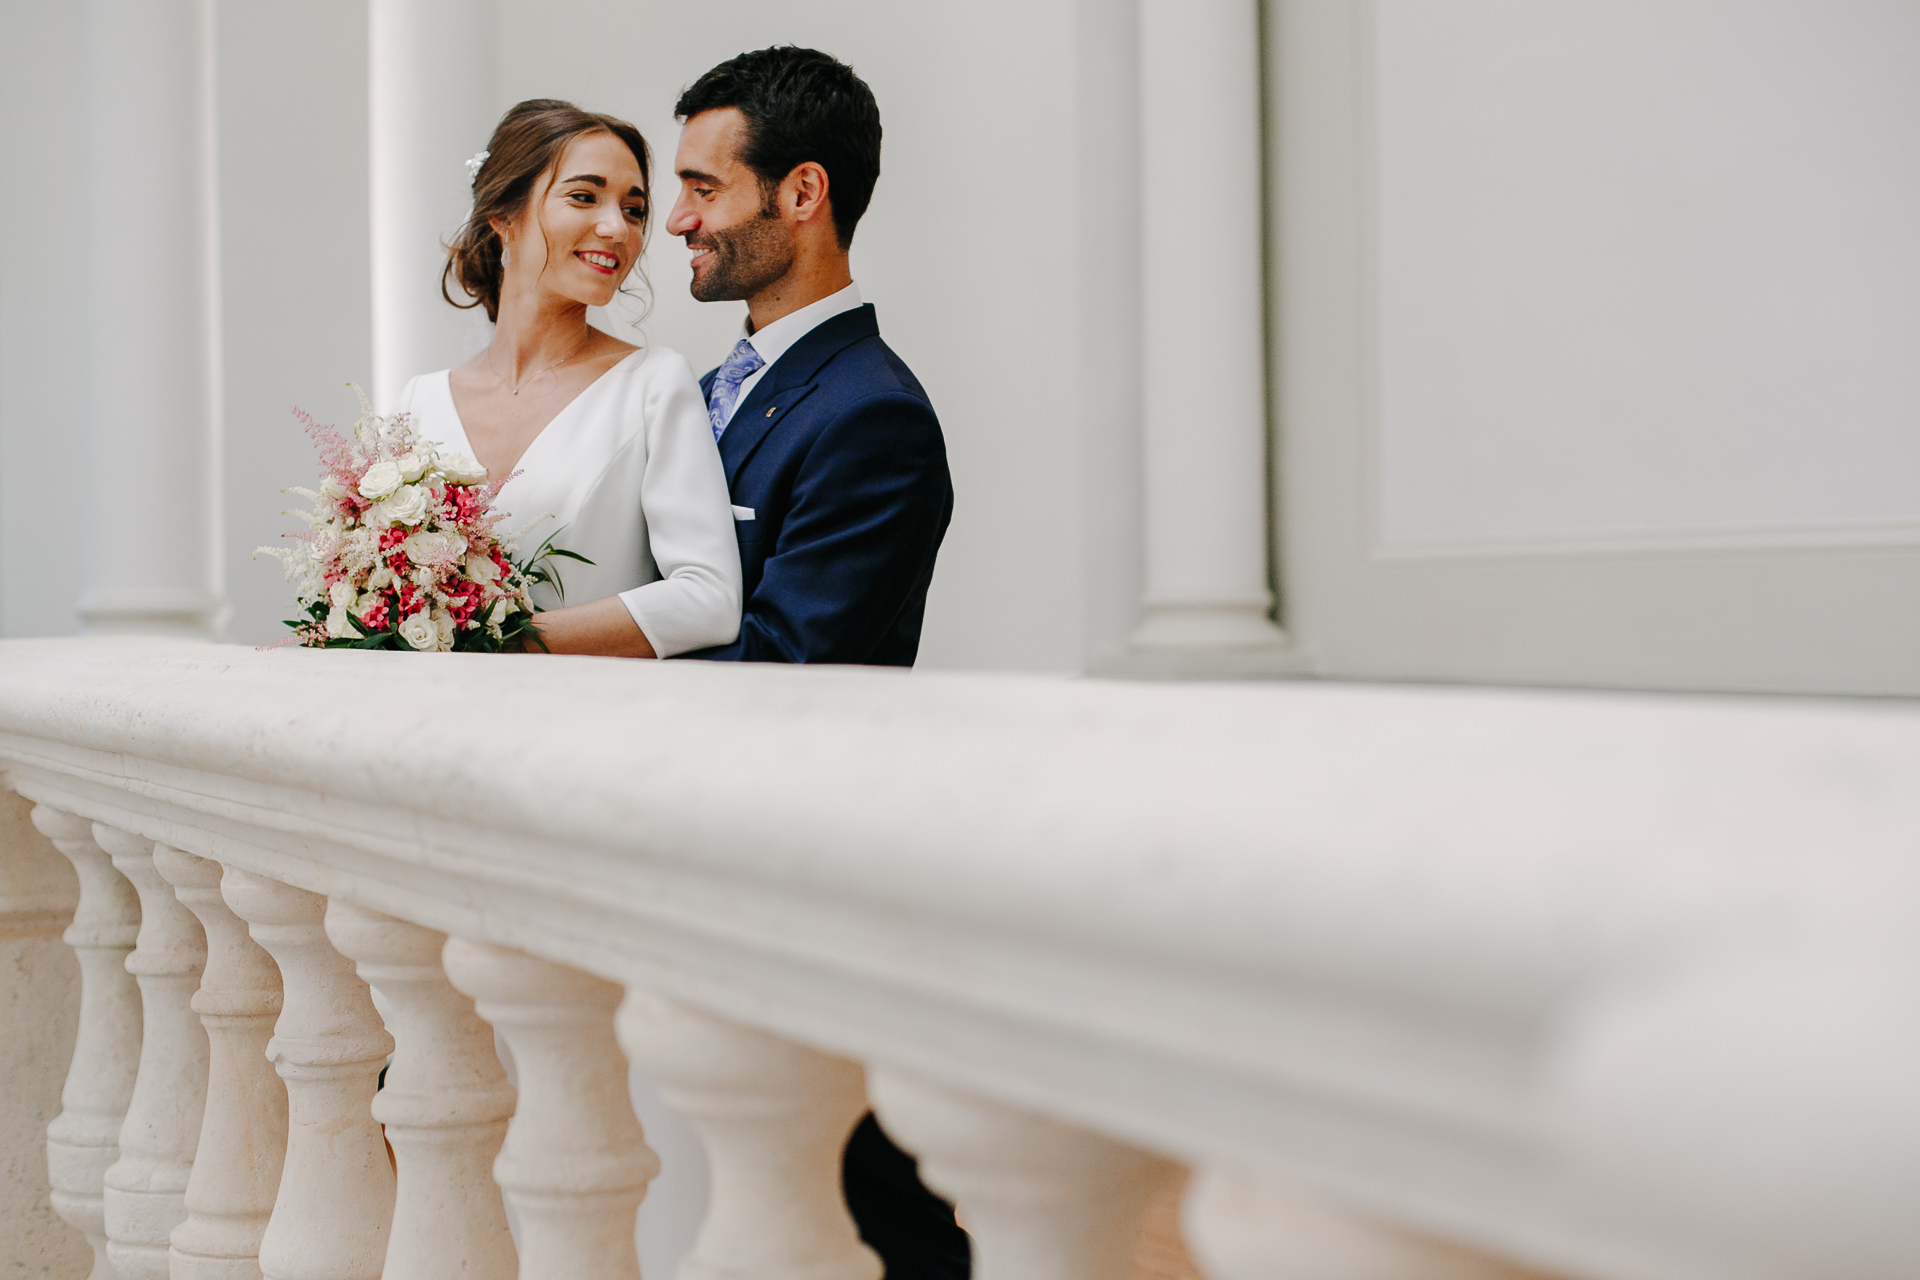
1131;0;1290;662
94;828;209;1280
30;807;141;1280
0;793;90;1276
1183;1165;1538;1280
868;1070;1176;1280
369;0;497;410
76;0;223;637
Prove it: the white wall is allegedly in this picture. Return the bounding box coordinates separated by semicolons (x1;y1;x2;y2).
0;2;88;638
1272;0;1920;695
217;0;374;647
1372;0;1920;553
0;1;372;646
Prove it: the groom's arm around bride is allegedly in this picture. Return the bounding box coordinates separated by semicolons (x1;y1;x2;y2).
670;49;953;669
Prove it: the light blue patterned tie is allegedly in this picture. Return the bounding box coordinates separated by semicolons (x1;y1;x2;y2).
706;338;766;441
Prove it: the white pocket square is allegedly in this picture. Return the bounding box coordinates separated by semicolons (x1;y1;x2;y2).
731;505;756;522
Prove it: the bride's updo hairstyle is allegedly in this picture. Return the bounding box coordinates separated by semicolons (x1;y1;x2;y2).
444;98;653;322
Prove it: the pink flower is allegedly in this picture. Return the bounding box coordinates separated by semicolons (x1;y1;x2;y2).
445;485;486;525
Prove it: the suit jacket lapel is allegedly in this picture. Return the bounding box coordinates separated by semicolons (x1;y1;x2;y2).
719;384;819;483
715;305;880;485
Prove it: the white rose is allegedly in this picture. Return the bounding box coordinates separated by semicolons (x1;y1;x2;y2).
432;608;456;651
465;552;501;585
328;579;357;611
402;531;458;567
325;605;356;639
382;483;430;527
437;451;489;486
358;459;402;500
398;612;437;651
489;597;518;623
395;446;433;482
367;564;393;590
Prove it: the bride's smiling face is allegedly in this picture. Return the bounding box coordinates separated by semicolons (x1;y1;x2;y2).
494;131;648;307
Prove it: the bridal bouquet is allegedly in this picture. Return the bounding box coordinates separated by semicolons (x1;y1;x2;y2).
258;390;581;652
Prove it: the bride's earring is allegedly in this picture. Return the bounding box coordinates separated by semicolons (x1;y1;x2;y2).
500;241;511;268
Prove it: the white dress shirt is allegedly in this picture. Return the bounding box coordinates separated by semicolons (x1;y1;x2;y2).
731;280;864;413
397;346;743;657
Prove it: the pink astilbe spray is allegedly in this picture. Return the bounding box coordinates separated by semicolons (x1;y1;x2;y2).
294;408;369;494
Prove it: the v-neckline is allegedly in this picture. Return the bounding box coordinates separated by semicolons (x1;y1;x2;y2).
441;348;645;483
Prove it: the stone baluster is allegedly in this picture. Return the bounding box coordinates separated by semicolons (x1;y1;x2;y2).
1183;1165;1538;1280
442;938;658;1280
221;869;394;1280
0;791;89;1276
324;903;516;1280
868;1070;1177;1280
154;846;287;1278
92;826;210;1280
616;991;880;1280
29;806;141;1279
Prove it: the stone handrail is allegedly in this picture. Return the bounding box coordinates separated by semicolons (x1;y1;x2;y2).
2;638;1917;1280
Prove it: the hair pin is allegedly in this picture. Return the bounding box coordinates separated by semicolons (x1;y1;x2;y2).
465;150;490;182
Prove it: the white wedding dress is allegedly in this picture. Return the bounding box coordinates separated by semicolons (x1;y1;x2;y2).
395;345;742;657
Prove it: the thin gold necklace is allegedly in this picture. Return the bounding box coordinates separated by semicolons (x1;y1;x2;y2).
488;330;592;396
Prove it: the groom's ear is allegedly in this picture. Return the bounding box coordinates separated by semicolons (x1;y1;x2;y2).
782;161;833;229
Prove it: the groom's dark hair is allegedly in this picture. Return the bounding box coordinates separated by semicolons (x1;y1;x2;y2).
675;47;882;249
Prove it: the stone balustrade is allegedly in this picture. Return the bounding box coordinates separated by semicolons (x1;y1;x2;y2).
2;638;1919;1280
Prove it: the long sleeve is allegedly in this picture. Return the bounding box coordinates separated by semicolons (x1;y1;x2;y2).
618;353;743;657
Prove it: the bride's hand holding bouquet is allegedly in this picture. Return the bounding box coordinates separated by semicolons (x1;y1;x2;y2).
258;390;584;652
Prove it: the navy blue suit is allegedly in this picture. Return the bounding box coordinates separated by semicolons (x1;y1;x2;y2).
680;304;953;666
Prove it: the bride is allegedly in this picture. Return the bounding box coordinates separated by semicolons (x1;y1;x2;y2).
395;98;741;657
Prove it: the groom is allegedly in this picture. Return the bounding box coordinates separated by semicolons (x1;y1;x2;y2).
667;46;965;1280
670;47;953;668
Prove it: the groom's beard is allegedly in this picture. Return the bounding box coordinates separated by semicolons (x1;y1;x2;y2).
687;210;794;303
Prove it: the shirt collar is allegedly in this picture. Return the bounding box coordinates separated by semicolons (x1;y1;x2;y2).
741;281;864;370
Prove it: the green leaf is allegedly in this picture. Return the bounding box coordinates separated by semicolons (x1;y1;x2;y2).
512;526;595;607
